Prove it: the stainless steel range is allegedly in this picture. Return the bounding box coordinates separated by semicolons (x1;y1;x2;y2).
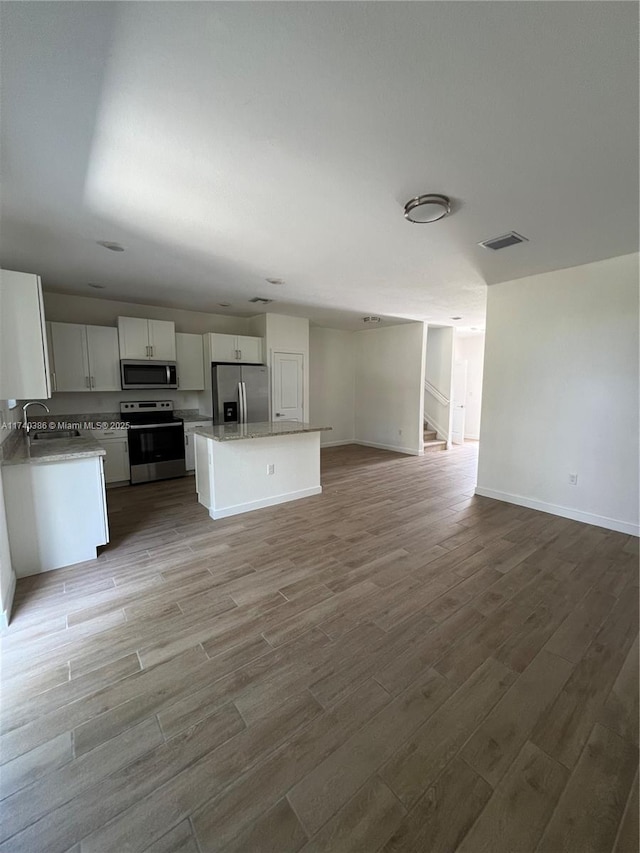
121;401;186;484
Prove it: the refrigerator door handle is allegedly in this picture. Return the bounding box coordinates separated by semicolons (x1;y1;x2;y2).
238;382;244;423
241;381;248;423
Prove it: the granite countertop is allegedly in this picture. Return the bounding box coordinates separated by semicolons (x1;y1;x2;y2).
1;432;107;466
192;422;332;442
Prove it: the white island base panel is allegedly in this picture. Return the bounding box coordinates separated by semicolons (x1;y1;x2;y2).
3;457;109;577
195;431;322;519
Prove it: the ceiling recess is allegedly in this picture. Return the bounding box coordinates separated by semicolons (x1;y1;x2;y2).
479;231;528;250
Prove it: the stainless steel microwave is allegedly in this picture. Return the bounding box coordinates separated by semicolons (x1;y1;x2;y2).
120;360;178;390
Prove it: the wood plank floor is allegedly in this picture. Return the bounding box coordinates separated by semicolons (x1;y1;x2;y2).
1;443;638;853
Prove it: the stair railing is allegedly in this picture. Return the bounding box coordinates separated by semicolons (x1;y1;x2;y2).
423;379;451;446
424;379;450;406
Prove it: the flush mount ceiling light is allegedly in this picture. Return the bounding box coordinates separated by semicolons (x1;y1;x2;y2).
450;316;463;320
249;297;274;304
218;302;231;308
404;194;451;224
266;278;285;286
363;316;381;324
87;283;105;289
97;240;125;252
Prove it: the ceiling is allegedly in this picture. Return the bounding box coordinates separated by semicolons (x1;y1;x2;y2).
1;2;638;330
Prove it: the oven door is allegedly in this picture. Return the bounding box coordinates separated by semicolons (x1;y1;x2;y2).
127;422;186;484
120;361;178;390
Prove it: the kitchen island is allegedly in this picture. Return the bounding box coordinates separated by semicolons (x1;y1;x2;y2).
193;422;331;519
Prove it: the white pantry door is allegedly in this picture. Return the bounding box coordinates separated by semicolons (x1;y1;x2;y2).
272;352;304;422
451;360;467;445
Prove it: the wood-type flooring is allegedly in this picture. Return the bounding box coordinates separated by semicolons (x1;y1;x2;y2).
1;443;638;852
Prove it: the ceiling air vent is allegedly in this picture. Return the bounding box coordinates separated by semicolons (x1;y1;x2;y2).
248;297;274;304
479;231;528;251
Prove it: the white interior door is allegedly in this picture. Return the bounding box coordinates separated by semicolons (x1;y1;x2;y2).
272;352;304;422
451;360;467;445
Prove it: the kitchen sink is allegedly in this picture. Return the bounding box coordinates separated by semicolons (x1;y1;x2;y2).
30;429;82;440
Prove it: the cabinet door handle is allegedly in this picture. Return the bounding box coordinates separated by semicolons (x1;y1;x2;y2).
52;372;57;392
85;376;90;388
238;349;242;360
150;345;154;358
90;376;95;388
185;435;189;445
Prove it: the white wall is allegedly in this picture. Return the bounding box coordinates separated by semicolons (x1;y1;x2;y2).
454;333;485;440
424;325;454;440
477;253;639;536
354;322;427;455
44;292;251;335
309;327;355;445
262;314;310;421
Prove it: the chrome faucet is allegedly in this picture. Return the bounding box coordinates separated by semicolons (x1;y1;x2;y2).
22;401;50;435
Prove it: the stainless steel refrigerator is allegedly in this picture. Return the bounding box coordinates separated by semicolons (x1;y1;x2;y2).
211;364;269;425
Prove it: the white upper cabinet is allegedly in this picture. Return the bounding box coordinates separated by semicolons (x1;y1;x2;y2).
87;325;121;390
50;323;121;391
49;323;120;392
49;323;89;391
205;333;264;364
208;333;237;362
148;320;176;360
117;317;176;361
0;268;51;399
175;333;204;390
117;317;148;360
236;335;263;364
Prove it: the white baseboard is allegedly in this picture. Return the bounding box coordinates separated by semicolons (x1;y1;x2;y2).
354;440;422;456
474;486;639;537
321;439;355;448
464;433;480;441
1;571;16;629
210;486;322;519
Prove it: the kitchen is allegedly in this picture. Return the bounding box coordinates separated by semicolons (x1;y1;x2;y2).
0;268;328;579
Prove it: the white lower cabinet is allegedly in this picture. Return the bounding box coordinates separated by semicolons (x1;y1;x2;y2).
102;438;130;484
2;456;109;577
87;429;130;484
183;422;199;472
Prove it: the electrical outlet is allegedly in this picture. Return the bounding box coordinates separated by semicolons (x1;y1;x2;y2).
568;473;578;485
267;463;275;475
